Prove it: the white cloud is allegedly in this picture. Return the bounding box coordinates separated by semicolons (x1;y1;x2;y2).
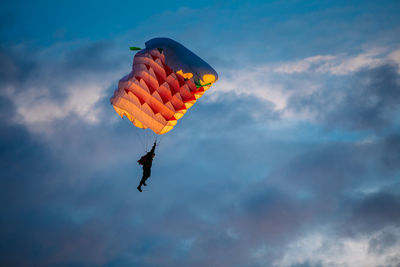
271;48;389;76
211;71;289;110
208;65;322;121
208;47;399;123
388;48;400;73
273;55;337;74
317;48;386;75
273;227;400;267
3;81;113;134
0;40;125;136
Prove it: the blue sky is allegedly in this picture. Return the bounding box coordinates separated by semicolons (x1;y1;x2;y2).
1;0;400;266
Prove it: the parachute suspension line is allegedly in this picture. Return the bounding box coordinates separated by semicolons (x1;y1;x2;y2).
145;129;151;152
133;128;146;152
146;97;158;151
148;130;154;150
156;135;162;147
142;131;146;152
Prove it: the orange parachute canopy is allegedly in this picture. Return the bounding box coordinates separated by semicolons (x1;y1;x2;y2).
110;37;218;134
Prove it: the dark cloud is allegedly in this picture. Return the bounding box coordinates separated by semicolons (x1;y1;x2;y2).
290;261;323;267
177;92;279;136
0;40;123;102
381;133;400;171
240;186;313;237
268;142;373;200
0;46;37;85
289;64;400;132
2;85;400;266
0;81;280;266
61;41;121;74
0;124;67;265
0;84;313;267
368;230;398;255
341;191;400;236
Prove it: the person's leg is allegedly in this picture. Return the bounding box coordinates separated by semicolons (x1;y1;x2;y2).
139;175;147;186
143;176;149;186
142;169;151;186
138;173;149;192
137;174;145;192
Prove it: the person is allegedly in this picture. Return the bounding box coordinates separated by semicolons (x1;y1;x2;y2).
137;142;156;192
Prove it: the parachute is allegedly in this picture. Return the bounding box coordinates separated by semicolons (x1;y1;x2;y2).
110;37;218;135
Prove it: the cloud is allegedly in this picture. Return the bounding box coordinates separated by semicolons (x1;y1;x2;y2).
1;79;400;267
388;48;400;70
0;41;124;135
368;228;398;255
211;67;290;111
275;228;400;267
269;183;400;267
271;48;392;76
3;82;103;126
0;73;290;266
316;48;386;75
269;143;370;198
341;191;400;236
273;55;337;74
381;134;400;171
288;63;400;132
209;47;400;127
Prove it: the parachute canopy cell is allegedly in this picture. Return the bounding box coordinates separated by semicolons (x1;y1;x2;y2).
110;37;218;134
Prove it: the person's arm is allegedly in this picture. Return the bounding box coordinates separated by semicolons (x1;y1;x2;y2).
150;142;156;154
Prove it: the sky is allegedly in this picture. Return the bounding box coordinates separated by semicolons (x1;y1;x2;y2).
0;0;400;266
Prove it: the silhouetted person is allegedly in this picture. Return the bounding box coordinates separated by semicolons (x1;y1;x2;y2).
137;142;156;192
